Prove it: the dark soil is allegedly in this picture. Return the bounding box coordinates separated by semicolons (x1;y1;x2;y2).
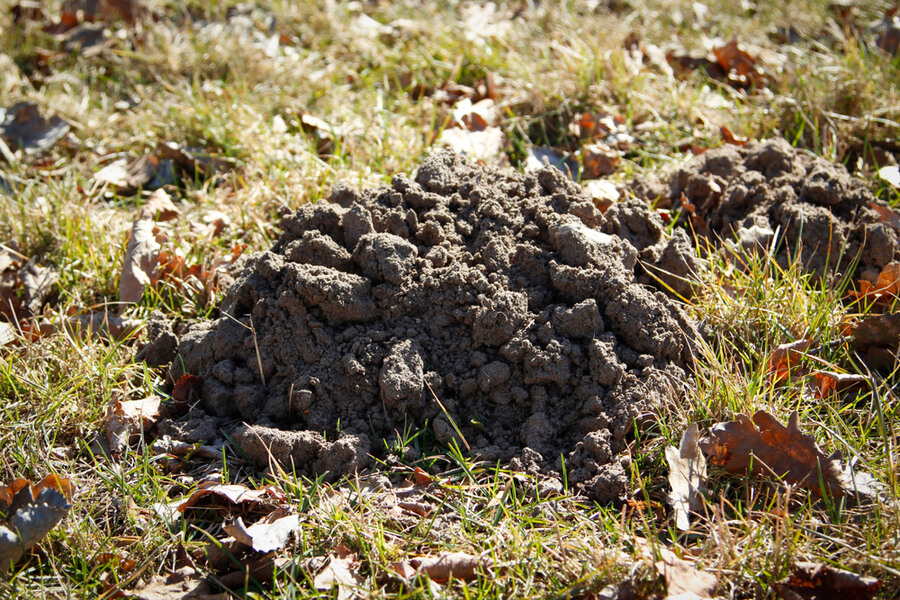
165;151;700;502
633;138;900;284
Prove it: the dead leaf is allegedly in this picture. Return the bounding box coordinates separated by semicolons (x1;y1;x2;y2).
774;562;881;600
523;146;578;179
867;202;900;231
0;322;15;347
59;0;144;28
413;467;434;486
409;552;491;583
665;423;707;531
59;22;111;56
119;219;159;304
0;476;74;571
95;143;231;196
138;189;181;222
292;111;346;156
314;545;362;600
216;554;287;589
568;112;619;141
0;102;69;159
11;2;43;24
450;98;498;131
876;9;900;56
638;542;717;599
397;501;431;518
877;166;900;188
809;371;869;400
582;142;620;179
176;481;286;513
720;125;749;146
583;180;619;211
699;410;863;499
172;373;203;416
223;513;299;553
438;126;506;165
768;338;813;383
105;395;161;454
712;40;766;88
849;312;900;371
849;261;900;306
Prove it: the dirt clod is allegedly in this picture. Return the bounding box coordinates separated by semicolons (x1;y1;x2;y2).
635;138;900;282
169;151;698;501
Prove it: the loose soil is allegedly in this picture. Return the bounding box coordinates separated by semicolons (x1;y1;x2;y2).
166;151;699;501
634;138;900;284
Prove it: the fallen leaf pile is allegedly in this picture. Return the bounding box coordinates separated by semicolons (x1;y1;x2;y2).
0;475;74;571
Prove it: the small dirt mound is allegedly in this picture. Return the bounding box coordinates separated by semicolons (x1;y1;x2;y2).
635;138;900;283
168;151;699;502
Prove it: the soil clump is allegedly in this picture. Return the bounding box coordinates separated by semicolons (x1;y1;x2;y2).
633;138;900;284
166;151;699;502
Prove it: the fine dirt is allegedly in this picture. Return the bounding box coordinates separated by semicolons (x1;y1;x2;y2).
633;138;900;284
167;151;699;502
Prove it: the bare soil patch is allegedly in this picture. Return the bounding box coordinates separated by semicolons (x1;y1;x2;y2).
166;151;699;501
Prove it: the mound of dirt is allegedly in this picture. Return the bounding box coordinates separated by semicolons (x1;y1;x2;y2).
635;138;900;283
167;151;699;502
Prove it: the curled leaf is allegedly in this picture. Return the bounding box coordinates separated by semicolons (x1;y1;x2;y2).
119;219;159;304
665;423;707;531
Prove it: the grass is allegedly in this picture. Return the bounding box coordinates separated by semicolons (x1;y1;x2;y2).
0;0;899;597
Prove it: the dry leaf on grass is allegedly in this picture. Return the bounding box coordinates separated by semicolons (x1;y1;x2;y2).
699;411;867;499
0;475;74;571
95;143;232;196
0;102;69;159
774;562;881;600
176;481;286;513
119;219;160;304
665;423;707;531
314;545;362;600
105;395;161;454
581;142;620;179
450;98;498;131
437;126;506;166
138;189;181;222
849;261;900;309
637;541;717;599
223;513;299;553
407;552;491;583
768;338;813;383
524;146;578;179
809;371;869;400
849;313;900;371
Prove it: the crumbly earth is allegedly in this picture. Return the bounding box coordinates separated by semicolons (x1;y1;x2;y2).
167;151;699;502
634;138;900;283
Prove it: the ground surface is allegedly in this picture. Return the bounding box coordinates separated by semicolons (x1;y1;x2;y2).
0;1;899;598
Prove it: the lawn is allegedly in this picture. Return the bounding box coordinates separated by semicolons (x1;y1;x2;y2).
0;0;899;598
